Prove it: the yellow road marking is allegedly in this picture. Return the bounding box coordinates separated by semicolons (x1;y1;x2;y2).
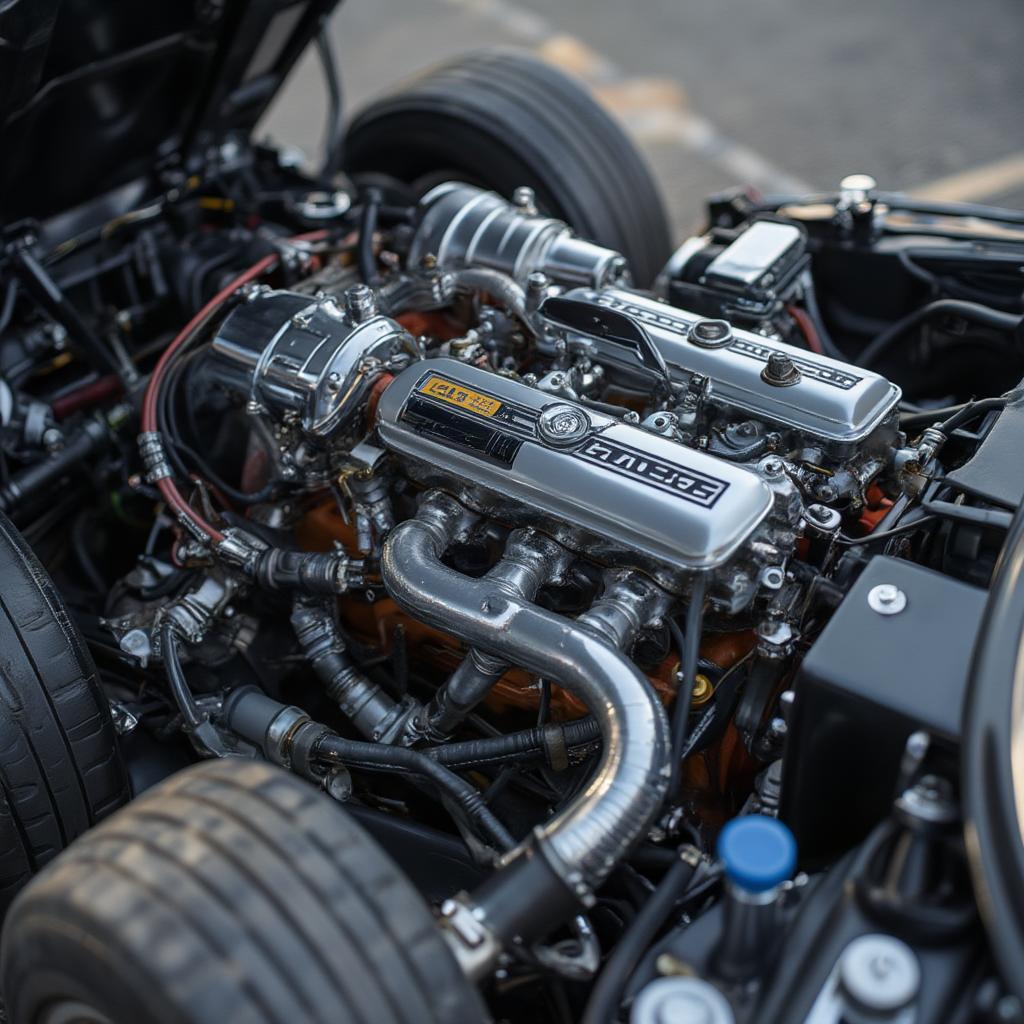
536;34;617;81
592;78;690;116
910;152;1024;203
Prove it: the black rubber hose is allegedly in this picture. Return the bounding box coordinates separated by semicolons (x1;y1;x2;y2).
900;402;971;429
314;733;516;852
876;194;1024;227
0;417;109;513
857;299;1022;368
316;25;345;178
427;717;601;770
159;622;204;731
802;273;846;361
901;393;1018;433
961;501;1024;997
669;577;707;789
937;395;1011;434
581;850;700;1024
357;189;382;286
837;513;938;547
0;278;17;335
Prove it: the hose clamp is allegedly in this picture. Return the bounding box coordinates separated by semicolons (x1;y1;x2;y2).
137;431;172;483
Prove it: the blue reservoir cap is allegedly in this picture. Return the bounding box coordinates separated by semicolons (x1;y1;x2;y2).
717;815;797;893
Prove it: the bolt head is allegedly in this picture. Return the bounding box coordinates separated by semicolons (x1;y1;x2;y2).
839;934;919;1012
344;284;378;323
840;172;877;194
512;185;536;211
761;351;802;387
867;583;907;615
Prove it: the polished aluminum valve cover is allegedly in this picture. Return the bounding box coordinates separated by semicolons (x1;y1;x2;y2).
376;358;773;573
545;287;901;451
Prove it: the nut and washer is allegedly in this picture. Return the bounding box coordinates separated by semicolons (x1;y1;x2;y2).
838;934;919;1013
867;583;907;616
761;351;801;387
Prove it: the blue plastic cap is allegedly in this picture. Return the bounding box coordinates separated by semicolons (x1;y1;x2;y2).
717;815;797;893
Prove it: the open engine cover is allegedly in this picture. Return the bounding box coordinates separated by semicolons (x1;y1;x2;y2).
376;358;773;572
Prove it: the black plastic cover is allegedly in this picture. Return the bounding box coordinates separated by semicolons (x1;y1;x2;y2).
0;0;338;223
781;555;986;865
945;390;1024;509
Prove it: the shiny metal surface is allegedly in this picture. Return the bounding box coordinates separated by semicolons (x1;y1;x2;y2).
551;286;901;448
409;182;629;289
376;358;774;573
380;491;671;893
209;288;416;439
417;529;571;740
630;978;736;1024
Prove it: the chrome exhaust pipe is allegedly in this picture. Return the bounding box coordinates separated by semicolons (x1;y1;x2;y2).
380;491;671;968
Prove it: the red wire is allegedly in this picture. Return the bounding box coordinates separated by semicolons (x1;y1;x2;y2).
142;231;327;542
141;253;279;542
786;304;825;355
52;373;123;420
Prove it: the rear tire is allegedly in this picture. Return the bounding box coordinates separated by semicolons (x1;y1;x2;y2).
344;48;672;286
0;511;128;920
2;759;488;1024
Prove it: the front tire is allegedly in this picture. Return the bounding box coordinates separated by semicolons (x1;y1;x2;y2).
0;511;128;921
344;48;672;286
2;759;487;1024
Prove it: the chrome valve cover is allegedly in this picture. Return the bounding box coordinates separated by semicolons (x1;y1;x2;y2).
375;358;774;576
543;287;901;452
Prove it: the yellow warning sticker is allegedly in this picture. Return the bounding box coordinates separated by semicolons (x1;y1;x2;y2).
419;376;502;417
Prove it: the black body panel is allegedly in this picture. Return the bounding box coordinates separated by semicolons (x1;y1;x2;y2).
0;0;337;223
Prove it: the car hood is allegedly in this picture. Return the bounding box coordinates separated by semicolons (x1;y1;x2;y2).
0;0;337;225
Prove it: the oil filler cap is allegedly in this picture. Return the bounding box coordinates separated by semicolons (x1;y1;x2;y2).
630;978;735;1024
689;318;733;348
717;815;796;893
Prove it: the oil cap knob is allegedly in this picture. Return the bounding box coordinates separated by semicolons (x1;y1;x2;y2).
761;351;801;387
839;934;920;1015
690;318;733;348
630;978;735;1024
717;815;796;893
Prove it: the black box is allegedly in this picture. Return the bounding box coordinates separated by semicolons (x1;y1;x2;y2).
781;556;986;865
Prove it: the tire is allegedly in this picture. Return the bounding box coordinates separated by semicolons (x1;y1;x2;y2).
2;759;489;1024
0;511;128;919
344;48;672;286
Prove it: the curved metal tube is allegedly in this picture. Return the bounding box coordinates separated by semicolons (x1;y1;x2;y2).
417;528;570;741
451;267;539;339
380;491;671;893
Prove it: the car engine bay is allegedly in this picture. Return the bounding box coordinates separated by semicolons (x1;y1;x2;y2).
1;4;1024;1022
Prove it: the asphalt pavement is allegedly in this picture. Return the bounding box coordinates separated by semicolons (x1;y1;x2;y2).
262;0;1024;240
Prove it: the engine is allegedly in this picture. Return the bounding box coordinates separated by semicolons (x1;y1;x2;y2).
6;167;1016;1024
2;19;1022;1019
202;185;906;634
